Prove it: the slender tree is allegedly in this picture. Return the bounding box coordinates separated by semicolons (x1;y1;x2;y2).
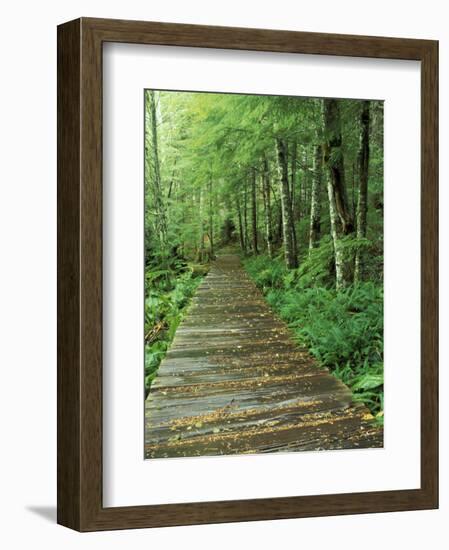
197;189;206;262
167;160;177;200
288;147;298;258
208;178;215;258
301;146;308;210
274;190;283;246
262;157;273;258
243;179;250;252
290;140;297;212
235;191;246;253
309;144;322;251
354;101;370;282
146;90;167;248
251;167;259;254
326;172;345;289
276;138;298;269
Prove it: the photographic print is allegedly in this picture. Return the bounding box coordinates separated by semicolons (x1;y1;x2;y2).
144;90;384;459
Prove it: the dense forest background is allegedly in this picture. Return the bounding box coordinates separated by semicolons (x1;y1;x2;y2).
145;90;384;420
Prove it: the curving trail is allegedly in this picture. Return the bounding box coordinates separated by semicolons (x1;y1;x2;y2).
145;254;383;458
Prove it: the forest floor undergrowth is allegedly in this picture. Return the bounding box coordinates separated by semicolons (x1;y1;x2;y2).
242;251;384;421
145;253;382;458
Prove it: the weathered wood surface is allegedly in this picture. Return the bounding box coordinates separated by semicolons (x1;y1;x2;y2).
145;254;383;458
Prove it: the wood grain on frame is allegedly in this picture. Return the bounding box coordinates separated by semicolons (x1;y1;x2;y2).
57;17;438;531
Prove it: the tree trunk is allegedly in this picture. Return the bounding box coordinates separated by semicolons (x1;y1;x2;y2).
276;138;298;269
301;146;308;207
354;101;370;283
326;173;345;289
197;190;206;262
276;200;283;244
236;192;246;252
322;98;354;288
309;144;322;251
243;179;250;252
208;179;214;258
251;167;259;254
167;159;177;200
262;157;273;258
287;142;298;255
323;98;354;235
351;160;357;230
288;162;298;258
290;141;297;210
147;90;167;248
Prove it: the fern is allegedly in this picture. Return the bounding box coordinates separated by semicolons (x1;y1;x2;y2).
144;266;205;396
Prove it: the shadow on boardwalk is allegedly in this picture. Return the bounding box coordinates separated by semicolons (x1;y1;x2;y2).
145;254;383;458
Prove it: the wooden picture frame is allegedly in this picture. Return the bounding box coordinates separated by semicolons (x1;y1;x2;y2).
57;17;438;531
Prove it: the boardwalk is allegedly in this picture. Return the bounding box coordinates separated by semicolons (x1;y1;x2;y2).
145;254;383;458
